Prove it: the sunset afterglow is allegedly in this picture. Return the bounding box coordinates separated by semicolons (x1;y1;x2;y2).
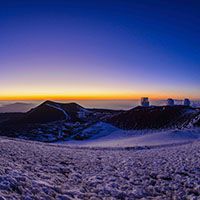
0;1;199;101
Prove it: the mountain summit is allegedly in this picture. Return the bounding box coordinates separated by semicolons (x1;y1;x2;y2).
22;100;91;123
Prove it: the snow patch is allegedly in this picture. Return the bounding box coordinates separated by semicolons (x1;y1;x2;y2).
77;108;91;119
187;112;200;128
61;127;200;148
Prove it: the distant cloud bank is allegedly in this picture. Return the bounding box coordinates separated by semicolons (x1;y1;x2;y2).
0;103;35;113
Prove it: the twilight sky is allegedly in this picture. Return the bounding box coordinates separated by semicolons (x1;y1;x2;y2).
0;0;199;100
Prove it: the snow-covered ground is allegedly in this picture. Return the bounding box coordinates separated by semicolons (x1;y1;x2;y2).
61;122;200;148
1;135;200;199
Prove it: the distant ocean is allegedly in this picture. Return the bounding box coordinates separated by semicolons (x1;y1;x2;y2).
0;99;199;113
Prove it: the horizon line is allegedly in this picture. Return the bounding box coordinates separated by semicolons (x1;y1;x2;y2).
0;97;199;101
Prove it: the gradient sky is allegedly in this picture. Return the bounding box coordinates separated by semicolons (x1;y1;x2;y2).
0;0;199;100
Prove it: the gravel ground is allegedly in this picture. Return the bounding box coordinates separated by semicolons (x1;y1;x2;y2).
0;138;200;199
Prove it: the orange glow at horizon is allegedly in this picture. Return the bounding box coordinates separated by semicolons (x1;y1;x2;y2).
0;81;199;101
0;92;199;101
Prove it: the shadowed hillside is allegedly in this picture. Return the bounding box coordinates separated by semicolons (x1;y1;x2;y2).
0;101;199;141
108;106;200;130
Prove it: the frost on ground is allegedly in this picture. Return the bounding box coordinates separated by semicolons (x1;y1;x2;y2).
63;125;200;148
1;137;200;199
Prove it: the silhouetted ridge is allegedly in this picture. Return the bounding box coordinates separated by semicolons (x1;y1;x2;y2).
0;102;199;141
19;101;90;123
108;105;199;130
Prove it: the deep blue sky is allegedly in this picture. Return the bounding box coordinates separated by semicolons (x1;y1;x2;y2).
0;0;199;100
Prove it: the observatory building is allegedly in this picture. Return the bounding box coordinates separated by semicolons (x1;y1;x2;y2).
184;98;191;106
167;98;174;106
141;97;150;107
